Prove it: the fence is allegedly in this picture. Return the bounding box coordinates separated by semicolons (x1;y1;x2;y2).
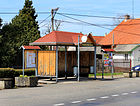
96;59;131;73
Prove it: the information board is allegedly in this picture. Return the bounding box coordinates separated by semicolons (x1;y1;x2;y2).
26;51;36;68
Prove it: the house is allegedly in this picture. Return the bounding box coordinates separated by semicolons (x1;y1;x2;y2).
99;15;140;71
114;44;140;67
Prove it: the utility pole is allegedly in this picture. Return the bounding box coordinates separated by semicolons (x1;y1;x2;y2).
51;7;59;31
112;32;114;49
132;0;134;19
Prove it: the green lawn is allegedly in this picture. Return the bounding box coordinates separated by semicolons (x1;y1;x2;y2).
89;72;123;77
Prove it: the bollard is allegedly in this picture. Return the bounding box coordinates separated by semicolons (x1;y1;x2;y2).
136;72;139;77
129;72;133;78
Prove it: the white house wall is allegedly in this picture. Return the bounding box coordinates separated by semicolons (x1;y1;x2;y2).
113;53;131;60
131;46;140;67
113;53;131;68
113;46;140;67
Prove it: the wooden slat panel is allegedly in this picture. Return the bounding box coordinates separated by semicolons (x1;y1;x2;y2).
38;51;44;76
50;51;56;76
38;51;56;76
43;51;49;76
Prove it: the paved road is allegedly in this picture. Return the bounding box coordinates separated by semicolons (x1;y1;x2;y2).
1;77;140;106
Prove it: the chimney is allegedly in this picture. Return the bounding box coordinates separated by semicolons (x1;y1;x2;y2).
124;15;130;22
105;33;107;36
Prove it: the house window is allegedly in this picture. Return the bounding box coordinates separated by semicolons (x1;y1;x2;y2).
125;54;128;60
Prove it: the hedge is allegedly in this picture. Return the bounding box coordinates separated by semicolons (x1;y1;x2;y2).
0;68;35;78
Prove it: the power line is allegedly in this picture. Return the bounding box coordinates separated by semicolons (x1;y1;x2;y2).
0;11;132;19
39;14;51;25
39;22;50;28
55;19;140;26
57;13;140;36
57;12;125;19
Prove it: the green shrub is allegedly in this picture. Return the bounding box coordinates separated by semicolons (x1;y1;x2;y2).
0;68;15;78
0;68;35;78
14;68;35;77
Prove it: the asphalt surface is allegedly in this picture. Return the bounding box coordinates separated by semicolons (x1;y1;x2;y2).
1;77;140;106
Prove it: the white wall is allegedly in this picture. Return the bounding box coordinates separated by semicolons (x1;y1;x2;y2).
113;46;140;67
131;46;140;67
113;53;131;59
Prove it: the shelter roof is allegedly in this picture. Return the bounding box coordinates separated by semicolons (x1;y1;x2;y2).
102;49;115;52
22;46;41;50
99;19;140;45
30;31;96;46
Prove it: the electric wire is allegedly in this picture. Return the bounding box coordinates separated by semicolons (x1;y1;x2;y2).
54;19;140;26
57;13;140;36
39;14;51;25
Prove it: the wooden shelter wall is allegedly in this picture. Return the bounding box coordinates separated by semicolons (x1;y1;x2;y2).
38;51;56;76
58;51;94;77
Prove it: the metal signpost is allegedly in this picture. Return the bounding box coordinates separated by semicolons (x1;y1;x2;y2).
77;35;80;81
56;46;58;82
22;48;25;77
65;46;67;79
94;46;97;79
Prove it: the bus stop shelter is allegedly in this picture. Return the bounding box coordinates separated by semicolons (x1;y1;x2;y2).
29;31;98;82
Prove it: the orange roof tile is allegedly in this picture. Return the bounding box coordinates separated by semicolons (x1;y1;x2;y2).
23;46;41;50
33;31;83;45
99;19;140;45
92;36;105;44
30;31;96;46
102;49;115;52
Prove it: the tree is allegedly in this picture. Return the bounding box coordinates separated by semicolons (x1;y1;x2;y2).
0;24;19;67
44;20;62;34
12;0;40;46
0;18;2;42
0;0;40;67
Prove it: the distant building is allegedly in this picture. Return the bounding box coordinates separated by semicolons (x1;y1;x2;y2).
99;15;140;71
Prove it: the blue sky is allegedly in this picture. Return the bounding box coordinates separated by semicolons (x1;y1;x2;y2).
0;0;140;36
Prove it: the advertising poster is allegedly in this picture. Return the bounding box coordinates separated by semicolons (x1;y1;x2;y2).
104;53;113;67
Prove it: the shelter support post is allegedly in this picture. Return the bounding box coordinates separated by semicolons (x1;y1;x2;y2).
50;46;52;51
111;65;114;79
94;45;96;79
22;48;25;77
65;46;67;79
102;52;104;80
111;52;114;79
77;35;80;81
56;46;58;82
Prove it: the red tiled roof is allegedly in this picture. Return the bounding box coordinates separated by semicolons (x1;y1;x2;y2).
92;36;105;44
23;46;41;50
31;31;93;45
99;19;140;45
103;49;115;52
